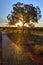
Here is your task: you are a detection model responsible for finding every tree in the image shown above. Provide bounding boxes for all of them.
[7,2,41,26]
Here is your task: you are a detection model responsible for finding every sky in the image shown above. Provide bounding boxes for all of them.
[0,0,43,25]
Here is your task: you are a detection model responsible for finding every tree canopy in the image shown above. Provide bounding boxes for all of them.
[7,2,41,25]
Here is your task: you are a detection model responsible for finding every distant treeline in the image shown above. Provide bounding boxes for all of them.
[0,27,43,31]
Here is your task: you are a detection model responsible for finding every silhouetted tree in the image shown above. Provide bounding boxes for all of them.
[7,2,41,26]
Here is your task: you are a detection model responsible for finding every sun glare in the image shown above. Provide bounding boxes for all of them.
[15,22,23,27]
[24,23,29,27]
[15,22,29,27]
[15,19,29,27]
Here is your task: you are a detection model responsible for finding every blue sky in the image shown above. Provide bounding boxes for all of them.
[0,0,43,23]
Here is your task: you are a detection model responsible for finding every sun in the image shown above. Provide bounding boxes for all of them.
[15,22,23,27]
[24,23,29,27]
[15,19,29,27]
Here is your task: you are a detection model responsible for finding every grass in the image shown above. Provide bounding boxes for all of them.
[7,29,43,54]
[2,29,43,64]
[7,30,30,43]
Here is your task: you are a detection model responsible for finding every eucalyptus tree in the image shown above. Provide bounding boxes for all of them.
[7,2,41,27]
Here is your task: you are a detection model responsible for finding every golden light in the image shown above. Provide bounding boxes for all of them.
[15,22,23,27]
[15,18,29,27]
[24,23,29,27]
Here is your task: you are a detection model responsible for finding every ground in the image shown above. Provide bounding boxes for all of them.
[6,29,43,65]
[0,28,43,65]
[0,32,2,65]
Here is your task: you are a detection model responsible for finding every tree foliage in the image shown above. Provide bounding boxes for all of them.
[7,2,41,25]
